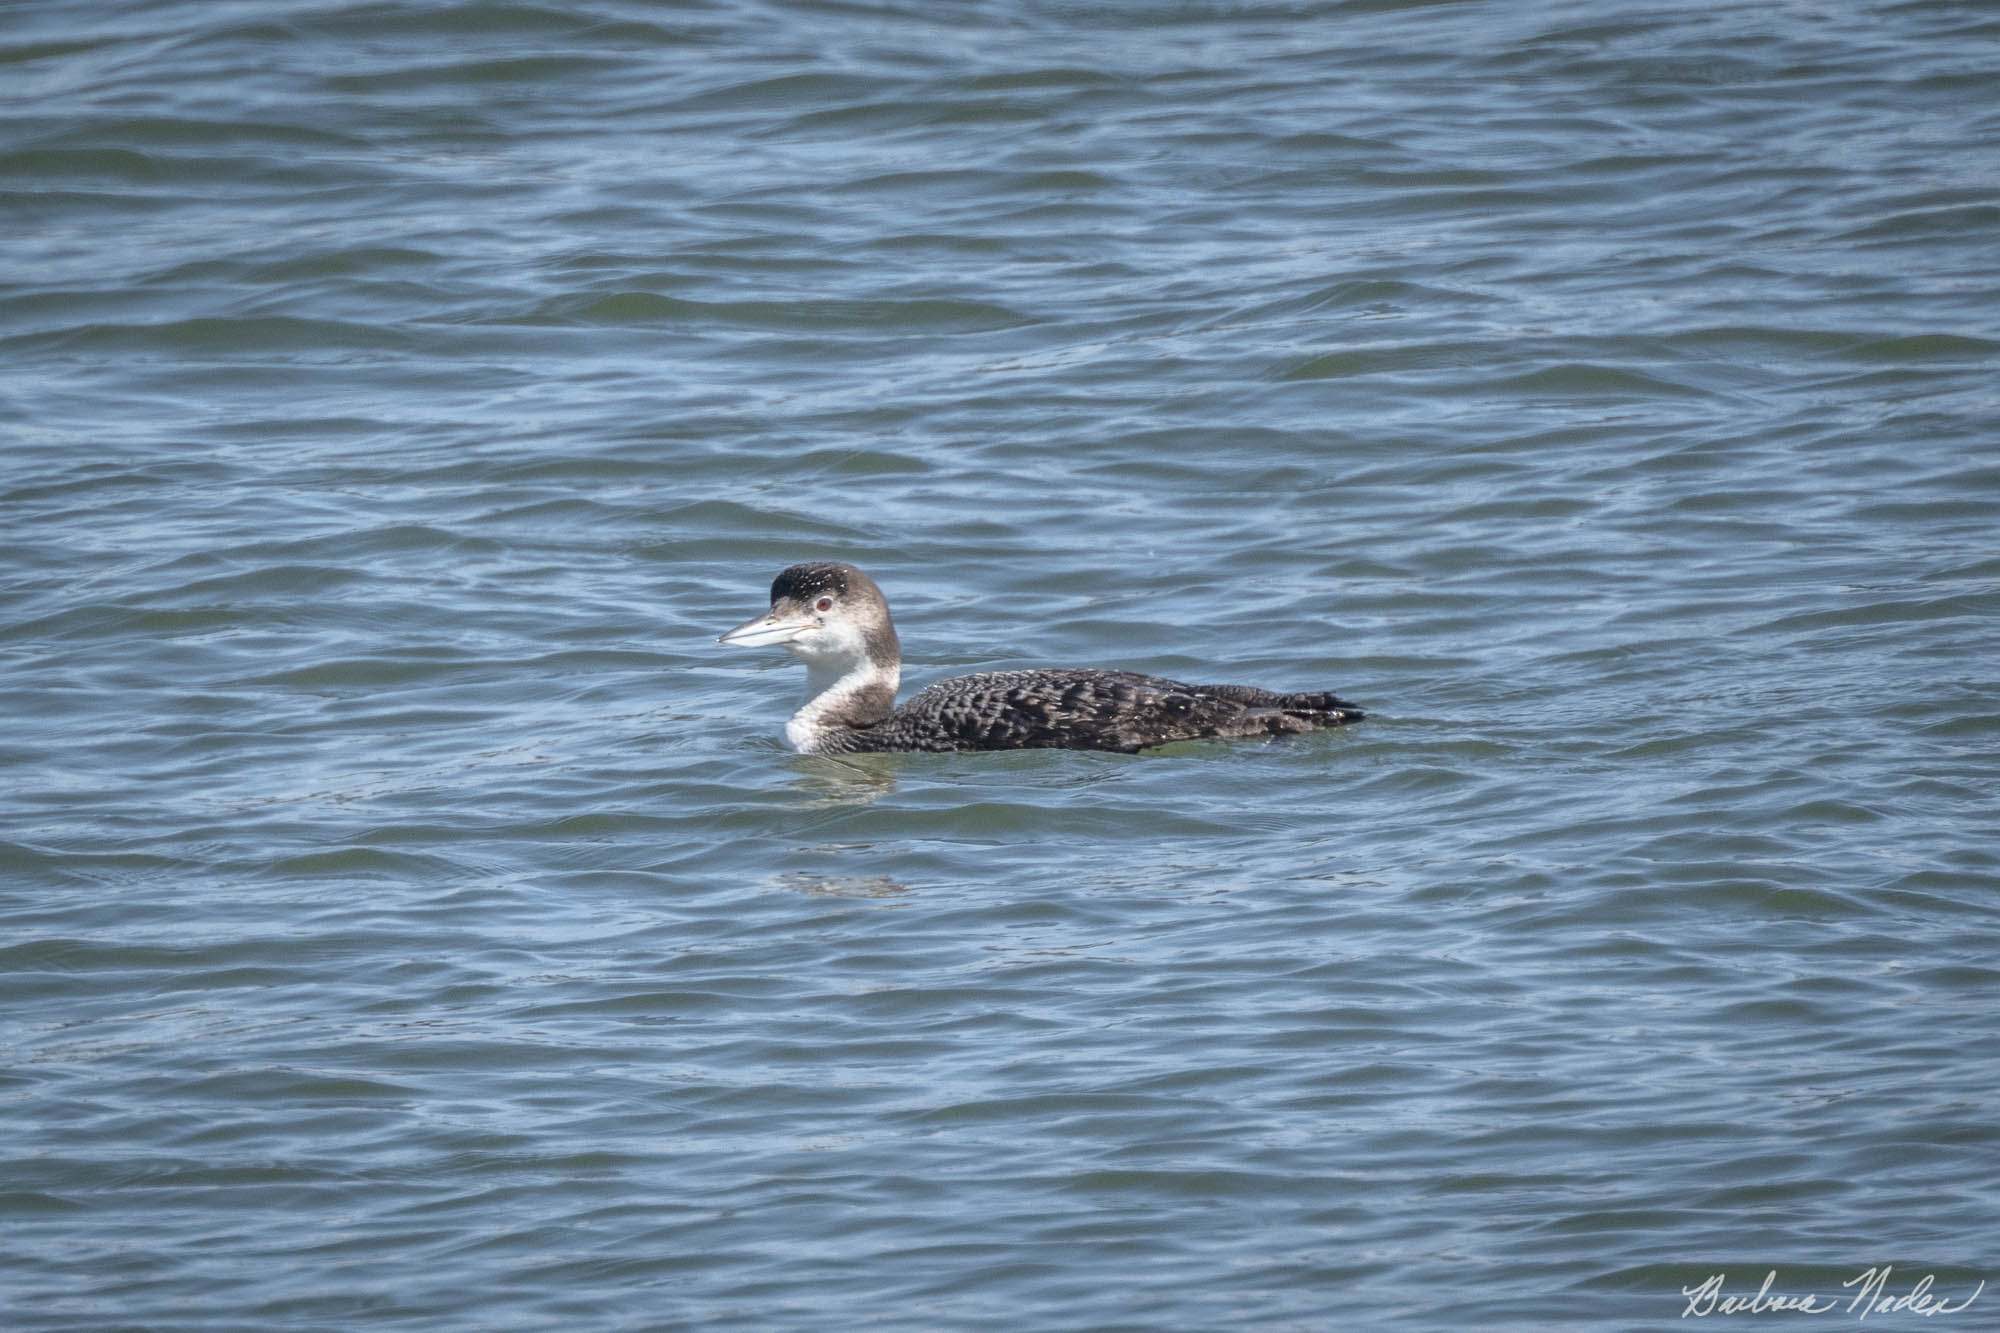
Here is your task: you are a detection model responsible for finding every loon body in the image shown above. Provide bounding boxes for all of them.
[718,562,1366,756]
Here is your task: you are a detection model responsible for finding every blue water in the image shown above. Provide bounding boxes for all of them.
[4,1,1999,1326]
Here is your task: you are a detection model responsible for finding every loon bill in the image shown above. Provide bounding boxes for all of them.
[717,561,1366,756]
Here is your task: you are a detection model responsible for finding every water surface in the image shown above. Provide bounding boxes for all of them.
[4,1,1998,1326]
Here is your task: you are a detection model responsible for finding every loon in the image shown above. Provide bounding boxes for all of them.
[717,562,1365,755]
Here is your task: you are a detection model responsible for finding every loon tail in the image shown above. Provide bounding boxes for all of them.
[1276,689,1366,725]
[1192,683,1366,730]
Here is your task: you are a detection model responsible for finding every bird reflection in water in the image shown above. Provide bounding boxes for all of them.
[793,752,899,807]
[770,872,911,899]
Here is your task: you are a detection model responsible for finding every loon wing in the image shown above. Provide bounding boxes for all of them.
[870,669,1361,754]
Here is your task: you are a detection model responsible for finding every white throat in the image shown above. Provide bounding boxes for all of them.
[784,657,899,754]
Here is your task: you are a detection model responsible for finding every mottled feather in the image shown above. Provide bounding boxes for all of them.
[819,669,1364,755]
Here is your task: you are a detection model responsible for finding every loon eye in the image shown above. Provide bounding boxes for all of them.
[815,597,834,612]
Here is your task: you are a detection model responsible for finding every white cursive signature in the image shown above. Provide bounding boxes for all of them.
[1681,1268,1985,1319]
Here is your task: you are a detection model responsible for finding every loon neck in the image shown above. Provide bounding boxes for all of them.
[786,657,900,754]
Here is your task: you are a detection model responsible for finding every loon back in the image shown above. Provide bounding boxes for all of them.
[827,669,1362,755]
[717,562,1366,755]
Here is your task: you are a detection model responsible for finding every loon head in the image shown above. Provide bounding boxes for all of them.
[717,561,901,679]
[719,562,902,750]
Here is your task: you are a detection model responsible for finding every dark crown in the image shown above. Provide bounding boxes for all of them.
[770,561,854,605]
